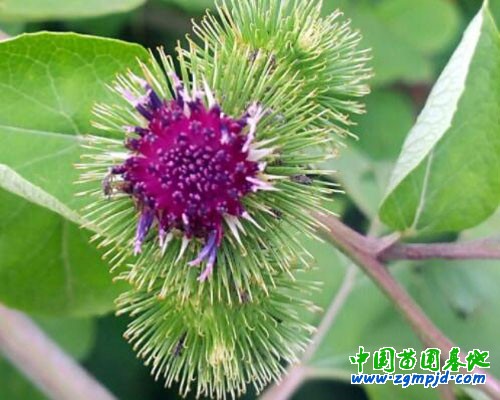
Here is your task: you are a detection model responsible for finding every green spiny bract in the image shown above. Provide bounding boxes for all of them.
[77,0,370,398]
[117,268,319,399]
[191,0,371,139]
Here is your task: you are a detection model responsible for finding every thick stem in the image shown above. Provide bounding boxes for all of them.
[260,365,308,400]
[0,304,116,400]
[439,384,458,400]
[315,213,500,400]
[381,239,500,261]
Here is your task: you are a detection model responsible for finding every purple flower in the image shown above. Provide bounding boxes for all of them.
[109,74,267,280]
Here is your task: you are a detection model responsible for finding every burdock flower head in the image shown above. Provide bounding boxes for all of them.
[77,0,370,398]
[109,72,269,281]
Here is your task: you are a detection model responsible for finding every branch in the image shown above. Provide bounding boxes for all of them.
[302,265,358,363]
[0,304,117,400]
[381,239,500,261]
[315,213,500,400]
[260,365,309,400]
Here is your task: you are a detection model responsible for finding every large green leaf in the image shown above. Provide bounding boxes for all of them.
[0,164,82,225]
[379,5,500,235]
[0,0,145,21]
[323,0,461,86]
[0,316,96,400]
[0,33,146,315]
[0,186,126,316]
[0,32,148,210]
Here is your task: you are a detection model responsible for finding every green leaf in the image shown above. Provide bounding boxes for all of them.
[64,13,133,39]
[0,33,144,316]
[353,89,415,161]
[462,209,500,240]
[343,4,433,86]
[365,383,441,400]
[379,5,500,235]
[301,236,350,324]
[0,32,149,211]
[0,21,25,35]
[377,0,460,54]
[327,147,393,218]
[34,316,97,359]
[0,164,82,225]
[159,0,214,13]
[324,0,461,86]
[0,0,145,22]
[0,187,125,316]
[0,317,96,400]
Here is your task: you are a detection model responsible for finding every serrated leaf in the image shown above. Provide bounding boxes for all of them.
[379,5,500,235]
[0,0,145,22]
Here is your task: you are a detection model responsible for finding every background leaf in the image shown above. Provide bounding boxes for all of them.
[158,0,214,13]
[376,0,460,54]
[379,6,500,235]
[352,89,415,161]
[0,187,126,316]
[0,32,149,211]
[329,148,393,219]
[0,0,145,21]
[0,32,146,316]
[323,0,461,86]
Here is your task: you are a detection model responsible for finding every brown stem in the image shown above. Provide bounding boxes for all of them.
[260,365,308,400]
[381,239,500,261]
[439,384,458,400]
[315,212,500,400]
[0,304,116,400]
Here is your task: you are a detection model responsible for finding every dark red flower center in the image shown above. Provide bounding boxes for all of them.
[109,78,263,280]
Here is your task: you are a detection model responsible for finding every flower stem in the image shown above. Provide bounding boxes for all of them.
[0,304,116,400]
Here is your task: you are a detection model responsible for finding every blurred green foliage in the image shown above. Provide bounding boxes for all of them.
[0,1,499,400]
